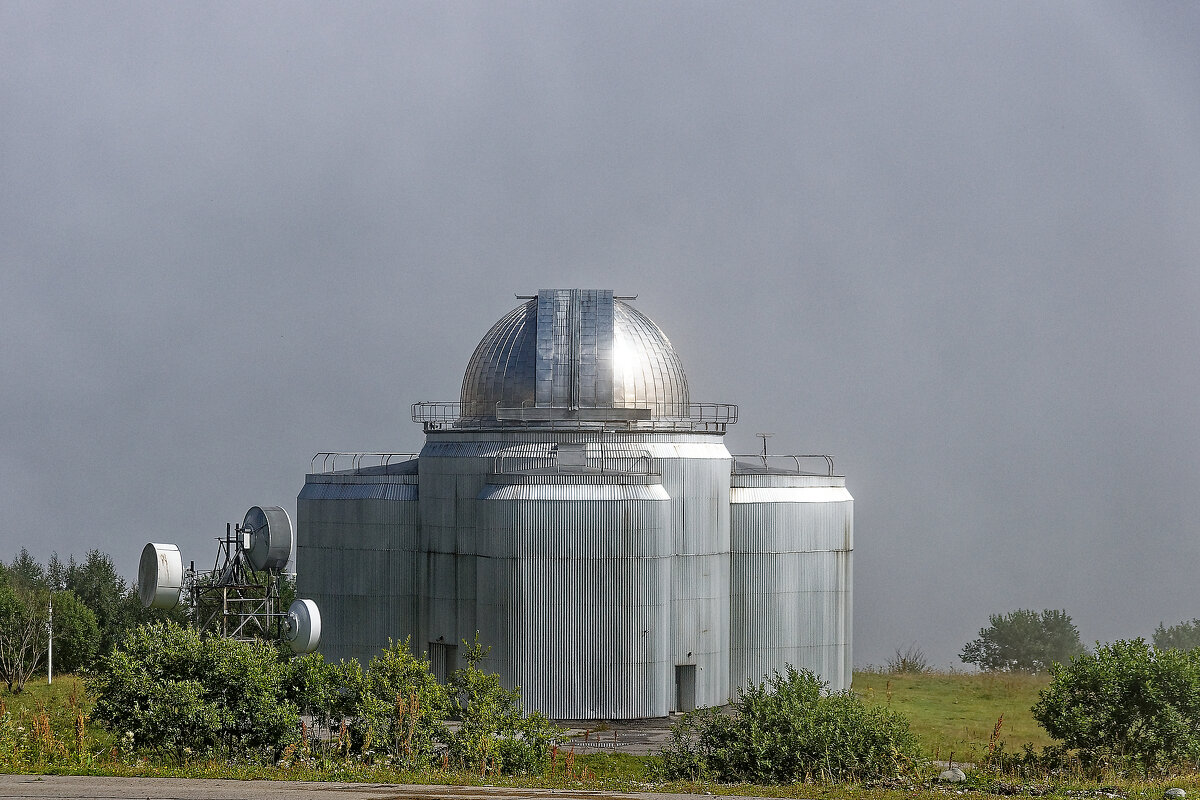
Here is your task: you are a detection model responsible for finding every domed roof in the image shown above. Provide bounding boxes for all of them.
[460,289,690,422]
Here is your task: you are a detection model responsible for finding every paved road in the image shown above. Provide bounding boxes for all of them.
[0,775,786,800]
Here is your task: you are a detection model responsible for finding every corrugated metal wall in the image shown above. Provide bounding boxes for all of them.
[417,439,558,670]
[729,472,853,692]
[571,440,732,709]
[296,468,420,664]
[663,445,732,710]
[299,432,852,717]
[418,431,732,714]
[477,477,671,718]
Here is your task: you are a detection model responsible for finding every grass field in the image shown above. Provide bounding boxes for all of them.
[852,669,1054,761]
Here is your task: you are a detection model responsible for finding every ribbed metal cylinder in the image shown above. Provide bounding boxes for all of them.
[417,439,559,661]
[566,441,732,709]
[729,472,854,692]
[296,465,420,664]
[478,476,671,719]
[660,447,732,710]
[420,430,732,715]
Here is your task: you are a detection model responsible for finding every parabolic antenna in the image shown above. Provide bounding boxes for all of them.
[243,505,293,572]
[138,542,183,609]
[285,598,321,654]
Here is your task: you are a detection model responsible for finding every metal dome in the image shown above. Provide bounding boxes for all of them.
[460,289,690,421]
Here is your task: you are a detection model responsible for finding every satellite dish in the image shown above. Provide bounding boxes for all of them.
[243,506,293,572]
[285,598,321,654]
[138,542,183,609]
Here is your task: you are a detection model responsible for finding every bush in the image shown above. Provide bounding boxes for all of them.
[658,666,919,783]
[961,609,1084,673]
[886,643,931,674]
[354,638,450,768]
[1032,638,1200,775]
[284,651,358,729]
[92,622,299,762]
[445,637,561,774]
[94,626,562,775]
[50,590,100,675]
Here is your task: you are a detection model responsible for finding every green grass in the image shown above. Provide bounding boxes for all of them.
[853,669,1053,760]
[1,676,88,716]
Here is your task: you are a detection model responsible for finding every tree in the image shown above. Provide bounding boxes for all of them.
[9,548,47,591]
[46,553,68,591]
[1153,619,1200,652]
[65,550,129,653]
[1033,638,1200,775]
[50,589,101,674]
[0,576,49,692]
[960,608,1084,672]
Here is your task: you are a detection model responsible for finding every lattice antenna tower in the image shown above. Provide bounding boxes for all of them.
[138,505,321,654]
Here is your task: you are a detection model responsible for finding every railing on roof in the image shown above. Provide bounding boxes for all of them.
[411,401,738,433]
[731,454,837,477]
[492,444,657,476]
[309,452,419,475]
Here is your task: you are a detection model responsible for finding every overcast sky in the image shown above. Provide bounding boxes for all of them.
[3,2,1199,669]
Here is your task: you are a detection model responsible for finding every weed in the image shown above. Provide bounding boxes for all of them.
[887,644,932,674]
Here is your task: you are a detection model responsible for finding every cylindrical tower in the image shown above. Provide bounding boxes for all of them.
[477,467,672,719]
[729,461,854,692]
[296,457,420,663]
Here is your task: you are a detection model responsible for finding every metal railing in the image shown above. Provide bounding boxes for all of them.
[731,454,837,477]
[309,452,420,474]
[411,401,738,432]
[491,445,656,476]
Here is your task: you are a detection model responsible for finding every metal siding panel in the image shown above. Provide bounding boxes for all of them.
[729,489,853,693]
[296,489,419,666]
[478,485,671,718]
[318,429,854,718]
[655,448,731,710]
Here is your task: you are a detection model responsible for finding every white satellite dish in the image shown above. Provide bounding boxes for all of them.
[285,598,321,654]
[138,542,183,609]
[243,506,293,572]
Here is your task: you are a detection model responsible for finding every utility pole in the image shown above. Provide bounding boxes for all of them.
[47,594,53,685]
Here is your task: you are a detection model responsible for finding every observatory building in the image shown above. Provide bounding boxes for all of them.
[297,289,852,719]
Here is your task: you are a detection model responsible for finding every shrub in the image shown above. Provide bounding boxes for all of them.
[1032,638,1200,775]
[284,651,357,729]
[658,666,919,783]
[50,590,100,675]
[92,621,299,762]
[354,638,450,767]
[445,637,561,774]
[961,609,1084,673]
[886,643,931,674]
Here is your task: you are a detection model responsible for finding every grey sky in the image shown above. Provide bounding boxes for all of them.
[2,2,1198,668]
